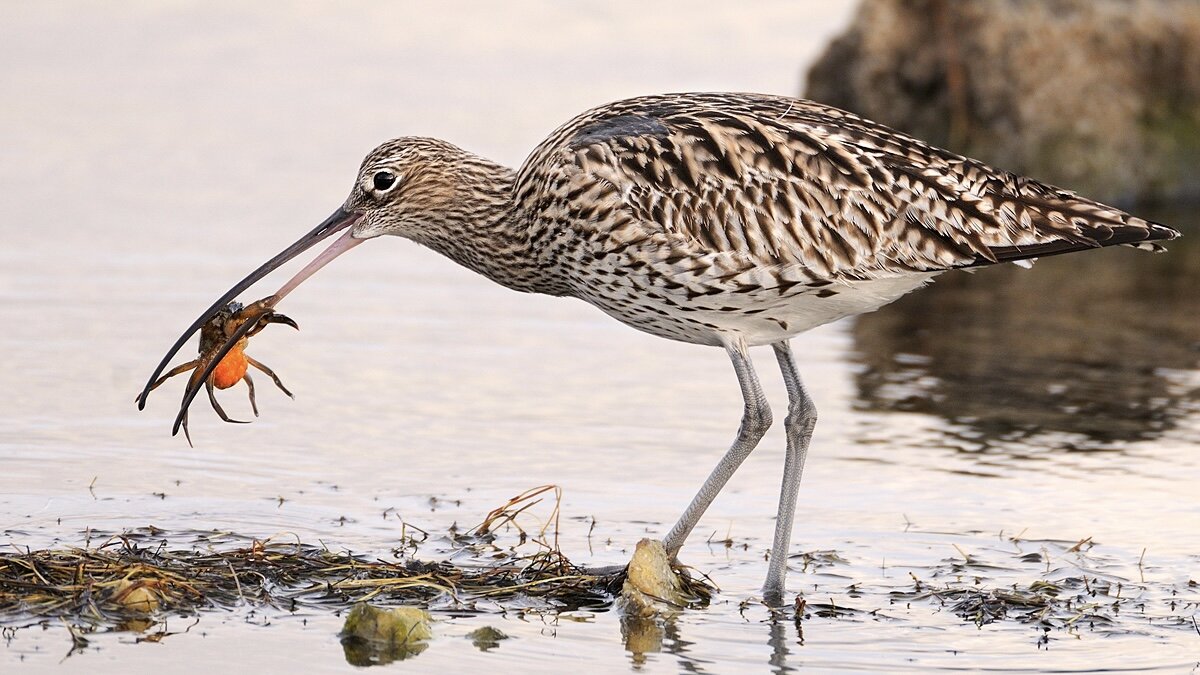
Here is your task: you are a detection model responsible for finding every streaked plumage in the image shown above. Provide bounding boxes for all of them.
[510,93,1174,345]
[142,92,1180,606]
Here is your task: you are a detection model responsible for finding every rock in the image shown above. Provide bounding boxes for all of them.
[805,0,1200,205]
[340,603,432,665]
[617,539,691,662]
[618,539,687,618]
[616,540,706,661]
[112,579,159,614]
[466,626,509,651]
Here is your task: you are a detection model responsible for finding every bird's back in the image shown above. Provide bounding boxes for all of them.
[512,93,1179,345]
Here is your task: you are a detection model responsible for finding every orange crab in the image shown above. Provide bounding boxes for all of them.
[142,298,297,443]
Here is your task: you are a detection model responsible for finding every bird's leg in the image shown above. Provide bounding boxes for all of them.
[247,356,294,398]
[663,337,772,560]
[762,341,817,606]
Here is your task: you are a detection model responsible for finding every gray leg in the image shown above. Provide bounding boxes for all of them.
[762,341,817,605]
[664,337,773,559]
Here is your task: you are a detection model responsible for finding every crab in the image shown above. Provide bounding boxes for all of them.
[142,298,298,443]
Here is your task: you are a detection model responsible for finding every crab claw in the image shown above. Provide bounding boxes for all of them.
[263,312,299,331]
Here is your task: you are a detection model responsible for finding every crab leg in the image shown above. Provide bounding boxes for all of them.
[243,372,259,417]
[180,409,192,447]
[247,356,294,398]
[141,360,201,396]
[206,378,249,424]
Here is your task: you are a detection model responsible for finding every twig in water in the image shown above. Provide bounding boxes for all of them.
[475,485,563,552]
[1067,537,1093,553]
[952,544,971,563]
[226,560,245,604]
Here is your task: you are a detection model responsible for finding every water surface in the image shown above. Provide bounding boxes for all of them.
[2,3,1198,672]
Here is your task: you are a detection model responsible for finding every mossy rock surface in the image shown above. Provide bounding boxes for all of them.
[340,603,433,665]
[805,0,1200,205]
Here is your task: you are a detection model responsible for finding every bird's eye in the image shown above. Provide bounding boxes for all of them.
[372,170,397,192]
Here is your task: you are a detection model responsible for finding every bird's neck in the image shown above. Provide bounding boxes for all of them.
[409,159,569,297]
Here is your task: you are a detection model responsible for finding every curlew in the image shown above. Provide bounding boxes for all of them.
[138,93,1179,605]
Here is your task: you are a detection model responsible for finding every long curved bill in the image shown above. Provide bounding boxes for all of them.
[136,207,365,435]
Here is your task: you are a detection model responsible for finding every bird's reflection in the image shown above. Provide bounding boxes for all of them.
[851,206,1199,453]
[767,615,803,674]
[620,606,805,673]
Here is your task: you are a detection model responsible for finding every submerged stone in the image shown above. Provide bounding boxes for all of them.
[340,603,432,665]
[466,625,509,651]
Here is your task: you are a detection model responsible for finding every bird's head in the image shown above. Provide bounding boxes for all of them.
[344,136,472,241]
[135,136,492,422]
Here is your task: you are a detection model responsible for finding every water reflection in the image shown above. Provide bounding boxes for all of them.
[851,206,1200,451]
[622,612,666,667]
[340,635,428,667]
[767,617,802,675]
[622,612,709,672]
[621,607,804,673]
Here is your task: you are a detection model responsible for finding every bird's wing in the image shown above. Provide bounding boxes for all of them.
[518,93,1177,281]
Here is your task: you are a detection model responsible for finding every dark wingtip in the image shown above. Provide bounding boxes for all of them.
[1151,222,1182,241]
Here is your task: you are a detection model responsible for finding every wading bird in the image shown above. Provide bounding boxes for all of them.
[138,93,1178,605]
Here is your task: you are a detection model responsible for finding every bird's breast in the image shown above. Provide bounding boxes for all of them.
[566,253,937,346]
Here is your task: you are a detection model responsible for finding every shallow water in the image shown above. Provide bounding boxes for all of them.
[2,3,1199,672]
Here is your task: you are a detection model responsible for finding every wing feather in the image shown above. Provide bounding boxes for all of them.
[517,93,1178,281]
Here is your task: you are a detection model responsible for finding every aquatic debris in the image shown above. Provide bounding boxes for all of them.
[886,539,1199,639]
[141,298,298,444]
[0,487,706,635]
[0,531,612,629]
[340,603,432,665]
[475,484,562,550]
[890,572,1147,630]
